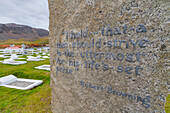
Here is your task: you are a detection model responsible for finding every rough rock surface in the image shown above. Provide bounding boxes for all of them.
[49,0,169,113]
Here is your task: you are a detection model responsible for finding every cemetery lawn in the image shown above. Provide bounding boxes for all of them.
[0,57,169,113]
[0,58,51,113]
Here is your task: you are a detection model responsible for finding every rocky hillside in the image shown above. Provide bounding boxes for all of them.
[0,23,49,41]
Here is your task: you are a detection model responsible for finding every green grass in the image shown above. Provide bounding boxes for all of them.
[0,58,51,113]
[0,57,169,113]
[166,95,170,113]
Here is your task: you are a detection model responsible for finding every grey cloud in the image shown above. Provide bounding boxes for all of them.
[0,0,49,30]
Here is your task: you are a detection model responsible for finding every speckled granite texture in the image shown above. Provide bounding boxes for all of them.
[49,0,169,112]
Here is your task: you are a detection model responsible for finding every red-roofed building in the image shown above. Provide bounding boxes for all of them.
[4,46,22,54]
[7,46,20,49]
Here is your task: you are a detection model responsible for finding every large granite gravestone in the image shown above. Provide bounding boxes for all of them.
[49,0,169,112]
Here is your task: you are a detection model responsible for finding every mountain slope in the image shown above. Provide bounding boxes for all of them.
[0,23,49,41]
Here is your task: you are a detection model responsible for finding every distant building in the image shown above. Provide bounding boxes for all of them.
[4,46,21,54]
[3,44,26,54]
[10,44,15,47]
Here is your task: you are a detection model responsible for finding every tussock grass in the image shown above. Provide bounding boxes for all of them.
[0,37,49,45]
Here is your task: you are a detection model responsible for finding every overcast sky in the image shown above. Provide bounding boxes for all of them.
[0,0,49,30]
